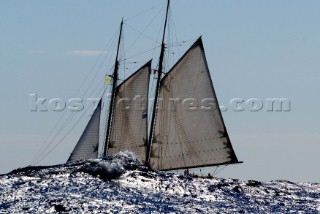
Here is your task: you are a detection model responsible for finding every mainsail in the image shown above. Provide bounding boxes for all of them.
[149,38,239,170]
[107,61,151,164]
[67,100,102,162]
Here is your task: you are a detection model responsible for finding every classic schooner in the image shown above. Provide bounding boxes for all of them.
[67,0,242,171]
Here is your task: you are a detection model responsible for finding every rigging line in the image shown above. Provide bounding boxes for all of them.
[166,43,186,47]
[122,46,160,61]
[166,44,190,50]
[124,2,163,21]
[124,61,146,64]
[34,106,97,165]
[166,18,173,73]
[32,102,99,165]
[80,37,118,101]
[32,113,75,164]
[166,38,199,46]
[32,79,106,164]
[212,166,219,176]
[169,6,181,57]
[31,57,112,165]
[35,37,116,161]
[149,15,166,72]
[125,5,164,53]
[125,23,160,45]
[34,84,108,165]
[32,82,107,165]
[151,4,168,67]
[104,40,119,76]
[31,32,118,165]
[73,30,118,98]
[30,108,68,164]
[40,25,118,163]
[215,165,227,175]
[101,26,122,75]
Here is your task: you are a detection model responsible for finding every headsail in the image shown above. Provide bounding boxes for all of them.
[107,61,151,164]
[67,100,102,162]
[149,38,239,170]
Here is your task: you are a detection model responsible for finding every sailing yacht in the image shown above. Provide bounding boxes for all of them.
[67,0,242,171]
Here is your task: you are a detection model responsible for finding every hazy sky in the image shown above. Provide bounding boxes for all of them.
[1,0,319,182]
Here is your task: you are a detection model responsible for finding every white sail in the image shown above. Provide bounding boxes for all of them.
[150,38,239,170]
[107,61,151,164]
[67,100,101,162]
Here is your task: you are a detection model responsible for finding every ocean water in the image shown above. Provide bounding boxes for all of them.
[1,152,319,213]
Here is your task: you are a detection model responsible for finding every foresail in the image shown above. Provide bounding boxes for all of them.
[67,100,101,162]
[150,38,239,170]
[107,61,151,164]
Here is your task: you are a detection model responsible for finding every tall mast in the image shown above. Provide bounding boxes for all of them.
[146,0,170,166]
[104,18,124,156]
